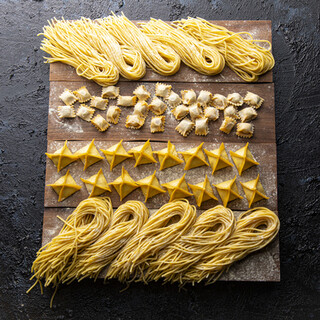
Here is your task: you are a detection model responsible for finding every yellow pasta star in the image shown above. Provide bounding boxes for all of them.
[162,173,193,202]
[188,175,218,207]
[110,167,138,201]
[204,142,233,174]
[155,140,183,171]
[240,174,269,208]
[46,140,78,172]
[81,169,111,198]
[136,170,166,202]
[179,142,209,170]
[128,139,157,167]
[100,140,133,171]
[74,139,104,170]
[214,175,243,207]
[229,142,259,175]
[47,169,81,202]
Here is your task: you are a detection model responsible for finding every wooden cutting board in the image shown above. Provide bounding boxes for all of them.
[42,20,280,282]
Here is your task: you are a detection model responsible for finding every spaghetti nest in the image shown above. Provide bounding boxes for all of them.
[106,199,197,283]
[183,207,280,284]
[144,205,235,284]
[174,17,275,82]
[140,19,225,76]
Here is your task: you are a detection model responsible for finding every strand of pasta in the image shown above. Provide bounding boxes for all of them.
[140,19,225,75]
[39,18,119,86]
[183,207,280,284]
[106,199,197,283]
[64,201,149,283]
[173,17,275,82]
[144,205,235,283]
[99,13,181,76]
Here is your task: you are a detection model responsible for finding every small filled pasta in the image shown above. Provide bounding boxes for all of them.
[244,92,264,109]
[195,117,209,136]
[148,97,167,115]
[133,85,150,101]
[59,89,77,105]
[197,90,212,107]
[155,82,172,98]
[57,105,76,119]
[181,89,197,105]
[101,86,120,99]
[224,106,239,119]
[172,104,189,120]
[204,106,219,121]
[238,107,258,122]
[133,101,149,118]
[91,114,110,132]
[150,116,165,133]
[166,91,182,108]
[125,114,145,129]
[117,95,137,107]
[106,105,121,124]
[211,93,227,110]
[227,93,243,106]
[73,86,91,103]
[236,123,254,138]
[189,102,203,121]
[175,118,195,137]
[219,116,237,134]
[90,96,108,110]
[76,104,95,122]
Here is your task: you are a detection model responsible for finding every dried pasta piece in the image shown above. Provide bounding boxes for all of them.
[125,114,145,129]
[102,86,120,99]
[57,105,76,119]
[204,142,233,174]
[76,104,95,122]
[59,89,77,105]
[154,140,183,170]
[150,116,165,133]
[214,175,243,207]
[181,89,197,105]
[90,96,108,110]
[81,168,111,197]
[106,106,121,124]
[175,118,195,137]
[117,95,137,107]
[73,86,91,103]
[128,140,157,167]
[148,96,167,115]
[236,123,254,138]
[133,85,150,101]
[224,106,239,119]
[238,107,257,122]
[162,173,193,202]
[179,142,209,170]
[189,102,203,121]
[133,101,149,118]
[204,106,219,121]
[227,93,243,106]
[211,94,227,110]
[166,91,182,108]
[155,83,172,98]
[74,139,104,170]
[219,116,237,134]
[197,90,212,107]
[91,114,110,132]
[171,104,189,120]
[244,91,264,109]
[47,169,81,202]
[195,117,209,136]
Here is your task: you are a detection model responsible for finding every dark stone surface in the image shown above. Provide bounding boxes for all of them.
[0,0,319,319]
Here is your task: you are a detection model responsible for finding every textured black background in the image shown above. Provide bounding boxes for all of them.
[0,1,319,319]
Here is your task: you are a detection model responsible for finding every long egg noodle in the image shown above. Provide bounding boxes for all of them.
[106,199,197,283]
[27,197,113,307]
[183,207,280,284]
[65,201,149,283]
[173,17,275,81]
[140,19,225,75]
[99,13,181,76]
[144,205,235,284]
[39,18,119,86]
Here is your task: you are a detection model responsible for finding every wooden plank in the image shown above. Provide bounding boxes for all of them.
[48,80,275,142]
[49,20,273,83]
[44,141,277,211]
[42,207,279,282]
